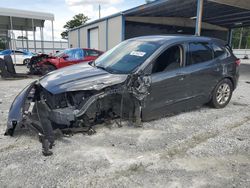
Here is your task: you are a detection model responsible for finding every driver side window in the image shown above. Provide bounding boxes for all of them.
[152,45,183,74]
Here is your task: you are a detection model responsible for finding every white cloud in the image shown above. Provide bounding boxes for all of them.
[66,0,122,21]
[65,0,123,6]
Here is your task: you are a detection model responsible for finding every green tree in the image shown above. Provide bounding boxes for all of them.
[61,13,89,39]
[232,27,250,49]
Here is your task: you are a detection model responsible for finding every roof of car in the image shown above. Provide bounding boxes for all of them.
[67,48,103,52]
[129,35,226,45]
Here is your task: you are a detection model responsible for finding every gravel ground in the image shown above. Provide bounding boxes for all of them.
[0,62,250,188]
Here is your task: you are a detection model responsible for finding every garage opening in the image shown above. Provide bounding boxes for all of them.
[124,20,228,41]
[89,27,99,50]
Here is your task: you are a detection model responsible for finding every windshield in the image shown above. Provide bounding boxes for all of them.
[95,40,160,74]
[54,50,65,57]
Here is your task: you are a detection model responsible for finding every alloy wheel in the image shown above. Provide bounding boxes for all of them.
[216,83,231,105]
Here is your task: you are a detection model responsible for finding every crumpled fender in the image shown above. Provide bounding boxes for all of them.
[5,81,36,136]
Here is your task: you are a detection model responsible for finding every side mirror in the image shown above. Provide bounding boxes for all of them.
[62,54,69,59]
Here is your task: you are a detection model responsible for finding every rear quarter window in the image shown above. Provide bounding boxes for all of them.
[212,44,226,58]
[86,50,100,57]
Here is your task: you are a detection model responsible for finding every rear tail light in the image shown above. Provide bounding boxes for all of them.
[235,59,241,66]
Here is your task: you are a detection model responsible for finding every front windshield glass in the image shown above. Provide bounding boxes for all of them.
[95,40,160,74]
[54,50,65,57]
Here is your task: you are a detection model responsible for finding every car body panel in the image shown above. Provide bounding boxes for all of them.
[0,50,34,65]
[5,35,239,155]
[39,63,128,94]
[39,48,103,69]
[6,81,36,132]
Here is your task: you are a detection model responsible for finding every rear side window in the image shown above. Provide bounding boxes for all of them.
[212,44,225,58]
[13,51,24,55]
[187,42,213,65]
[86,50,100,57]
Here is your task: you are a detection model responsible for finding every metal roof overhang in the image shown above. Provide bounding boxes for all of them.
[0,7,54,31]
[124,0,250,29]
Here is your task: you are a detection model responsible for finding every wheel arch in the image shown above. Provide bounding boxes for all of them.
[222,76,235,90]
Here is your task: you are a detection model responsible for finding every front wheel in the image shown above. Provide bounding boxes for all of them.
[209,79,233,108]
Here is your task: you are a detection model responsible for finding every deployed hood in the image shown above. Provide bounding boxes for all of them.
[39,63,128,94]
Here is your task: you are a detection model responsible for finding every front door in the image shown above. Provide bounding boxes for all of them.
[142,44,191,120]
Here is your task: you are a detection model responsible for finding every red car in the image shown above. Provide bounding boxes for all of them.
[37,48,103,74]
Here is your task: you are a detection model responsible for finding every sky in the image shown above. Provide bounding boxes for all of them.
[0,0,146,41]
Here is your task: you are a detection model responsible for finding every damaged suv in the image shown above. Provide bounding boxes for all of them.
[5,35,239,155]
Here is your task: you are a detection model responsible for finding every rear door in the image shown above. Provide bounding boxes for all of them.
[185,41,222,103]
[11,50,24,64]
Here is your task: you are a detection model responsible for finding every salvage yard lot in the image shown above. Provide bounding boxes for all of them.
[0,62,250,187]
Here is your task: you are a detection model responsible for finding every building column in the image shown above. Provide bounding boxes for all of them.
[32,19,37,52]
[25,30,29,51]
[227,29,233,47]
[40,27,44,53]
[51,20,55,53]
[21,30,24,50]
[195,0,204,36]
[10,16,16,65]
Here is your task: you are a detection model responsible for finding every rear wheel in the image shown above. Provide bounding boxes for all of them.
[209,79,233,108]
[23,59,30,65]
[41,64,56,75]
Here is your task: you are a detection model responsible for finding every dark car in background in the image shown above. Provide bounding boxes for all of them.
[30,48,103,74]
[5,35,239,155]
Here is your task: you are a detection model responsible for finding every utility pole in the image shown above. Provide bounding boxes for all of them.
[99,4,101,19]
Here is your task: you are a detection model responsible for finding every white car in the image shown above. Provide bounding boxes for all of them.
[0,49,35,65]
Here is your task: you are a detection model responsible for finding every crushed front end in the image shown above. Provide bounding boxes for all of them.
[5,73,151,156]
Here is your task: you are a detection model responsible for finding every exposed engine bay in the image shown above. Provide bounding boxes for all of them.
[5,70,151,156]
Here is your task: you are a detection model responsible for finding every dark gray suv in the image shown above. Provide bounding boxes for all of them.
[5,35,239,155]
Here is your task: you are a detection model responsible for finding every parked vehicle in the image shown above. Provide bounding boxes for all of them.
[5,35,240,155]
[27,53,50,75]
[33,48,103,75]
[0,49,35,65]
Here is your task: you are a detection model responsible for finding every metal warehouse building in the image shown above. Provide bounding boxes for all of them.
[68,0,250,51]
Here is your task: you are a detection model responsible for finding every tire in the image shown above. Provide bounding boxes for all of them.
[41,64,56,75]
[209,78,233,108]
[23,59,30,65]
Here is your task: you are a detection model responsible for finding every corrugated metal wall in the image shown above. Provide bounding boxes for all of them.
[68,30,78,48]
[68,15,123,52]
[107,16,123,50]
[79,20,106,50]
